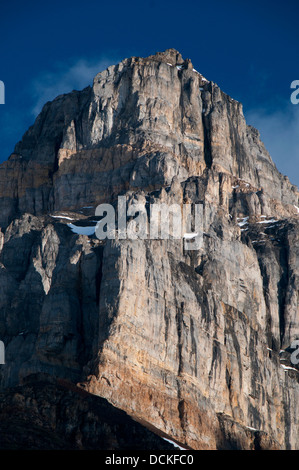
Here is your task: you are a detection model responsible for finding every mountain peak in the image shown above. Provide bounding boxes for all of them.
[0,48,299,450]
[146,48,185,66]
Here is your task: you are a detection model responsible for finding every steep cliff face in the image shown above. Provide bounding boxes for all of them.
[0,49,298,450]
[0,48,297,227]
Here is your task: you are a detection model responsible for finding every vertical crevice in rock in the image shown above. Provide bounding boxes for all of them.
[95,262,103,307]
[175,301,184,376]
[175,301,188,440]
[278,244,290,346]
[283,390,291,450]
[209,339,221,382]
[178,398,188,440]
[190,317,198,377]
[224,306,243,390]
[219,172,226,207]
[256,255,277,350]
[76,252,85,366]
[202,115,212,169]
[163,292,170,346]
[253,431,262,450]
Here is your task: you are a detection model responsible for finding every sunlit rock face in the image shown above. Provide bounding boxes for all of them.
[0,49,298,450]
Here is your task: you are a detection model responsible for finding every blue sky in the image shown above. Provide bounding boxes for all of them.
[0,0,298,186]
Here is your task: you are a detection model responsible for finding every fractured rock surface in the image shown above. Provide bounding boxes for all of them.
[0,48,298,449]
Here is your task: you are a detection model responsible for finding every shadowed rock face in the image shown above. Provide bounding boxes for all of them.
[0,374,177,450]
[0,49,298,450]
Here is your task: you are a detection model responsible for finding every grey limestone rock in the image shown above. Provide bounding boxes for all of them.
[0,49,298,450]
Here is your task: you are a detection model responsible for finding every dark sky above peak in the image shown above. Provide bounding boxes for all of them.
[0,0,298,185]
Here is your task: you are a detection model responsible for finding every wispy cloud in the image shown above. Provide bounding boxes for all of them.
[31,56,119,116]
[245,104,299,188]
[0,56,120,162]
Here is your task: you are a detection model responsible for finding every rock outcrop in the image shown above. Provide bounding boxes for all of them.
[0,48,298,450]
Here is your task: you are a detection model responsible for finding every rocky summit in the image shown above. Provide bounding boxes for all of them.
[0,48,298,450]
